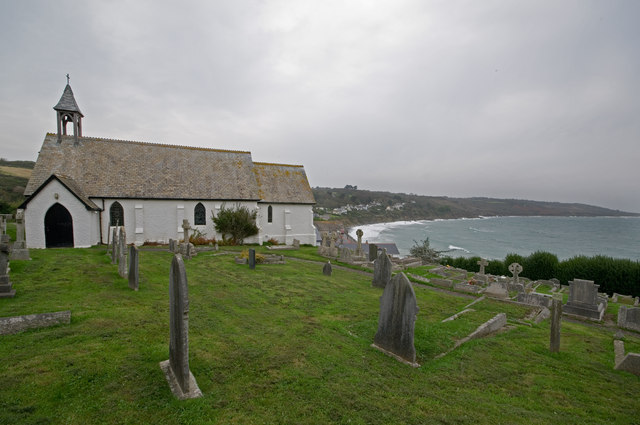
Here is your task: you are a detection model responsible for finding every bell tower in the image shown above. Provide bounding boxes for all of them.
[54,74,84,144]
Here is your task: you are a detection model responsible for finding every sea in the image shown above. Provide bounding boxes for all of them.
[349,216,640,261]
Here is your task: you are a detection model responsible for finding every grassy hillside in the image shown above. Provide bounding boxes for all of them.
[1,246,638,424]
[313,187,639,225]
[0,160,34,213]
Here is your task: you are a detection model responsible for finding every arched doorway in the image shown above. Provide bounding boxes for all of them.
[45,203,74,248]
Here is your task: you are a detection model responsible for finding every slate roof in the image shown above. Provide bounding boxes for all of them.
[53,84,84,116]
[252,162,315,204]
[25,134,314,204]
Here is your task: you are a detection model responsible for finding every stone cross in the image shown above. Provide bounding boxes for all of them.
[160,254,202,399]
[373,273,419,366]
[182,219,191,244]
[329,232,337,249]
[372,249,392,288]
[508,263,523,283]
[355,229,364,256]
[128,245,139,291]
[550,293,562,353]
[477,258,488,275]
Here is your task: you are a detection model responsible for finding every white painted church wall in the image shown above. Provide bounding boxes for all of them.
[24,179,100,248]
[100,199,261,245]
[257,204,315,245]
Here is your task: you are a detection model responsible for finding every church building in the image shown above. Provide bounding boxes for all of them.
[21,83,316,248]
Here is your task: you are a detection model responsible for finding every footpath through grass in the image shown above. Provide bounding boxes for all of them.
[1,246,639,424]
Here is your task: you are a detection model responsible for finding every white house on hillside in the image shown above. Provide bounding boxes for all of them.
[21,83,316,248]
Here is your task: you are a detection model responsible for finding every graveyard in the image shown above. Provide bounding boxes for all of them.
[1,244,639,424]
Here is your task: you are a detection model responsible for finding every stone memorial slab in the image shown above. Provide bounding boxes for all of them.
[614,340,640,377]
[292,239,300,249]
[128,245,139,291]
[372,249,392,288]
[169,239,176,252]
[484,282,509,299]
[373,273,419,366]
[563,279,605,321]
[160,254,202,400]
[111,227,118,264]
[430,278,453,288]
[0,311,71,335]
[516,292,552,308]
[618,306,640,333]
[339,247,352,263]
[322,261,332,276]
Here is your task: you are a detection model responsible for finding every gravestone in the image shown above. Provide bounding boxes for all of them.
[322,261,332,276]
[355,229,364,257]
[128,245,139,291]
[0,236,15,298]
[516,292,552,308]
[318,231,328,256]
[169,239,176,252]
[550,293,562,353]
[508,263,522,283]
[372,249,392,288]
[369,243,378,262]
[618,306,640,332]
[563,279,605,321]
[118,229,127,278]
[159,254,202,399]
[111,227,118,264]
[485,282,508,299]
[373,273,419,366]
[329,232,339,257]
[0,214,12,235]
[292,239,300,249]
[248,249,256,270]
[477,258,488,275]
[339,247,352,263]
[10,210,30,260]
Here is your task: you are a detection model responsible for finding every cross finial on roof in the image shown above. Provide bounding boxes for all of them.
[66,74,70,85]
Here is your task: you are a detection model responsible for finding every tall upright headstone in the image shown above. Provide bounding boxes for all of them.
[10,210,30,260]
[550,293,562,353]
[368,243,378,262]
[372,249,392,288]
[0,235,15,298]
[563,279,605,321]
[372,273,419,366]
[111,227,118,265]
[159,254,202,399]
[329,232,339,257]
[128,245,139,291]
[248,248,256,270]
[118,228,127,278]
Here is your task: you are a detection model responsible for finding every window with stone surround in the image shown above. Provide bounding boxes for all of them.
[109,201,124,226]
[267,205,273,223]
[194,202,206,225]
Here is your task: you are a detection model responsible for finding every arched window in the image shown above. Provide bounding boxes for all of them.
[267,205,273,223]
[194,202,206,225]
[109,201,124,226]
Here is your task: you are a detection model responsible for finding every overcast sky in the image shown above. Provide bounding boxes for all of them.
[1,1,639,212]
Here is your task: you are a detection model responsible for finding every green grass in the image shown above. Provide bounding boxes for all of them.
[1,247,639,424]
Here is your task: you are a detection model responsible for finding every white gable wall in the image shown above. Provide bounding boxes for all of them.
[257,203,315,245]
[24,179,100,248]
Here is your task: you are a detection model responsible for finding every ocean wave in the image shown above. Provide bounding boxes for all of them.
[348,220,427,241]
[448,245,470,253]
[469,227,494,233]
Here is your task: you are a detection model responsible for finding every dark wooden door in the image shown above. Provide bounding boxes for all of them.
[45,203,74,248]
